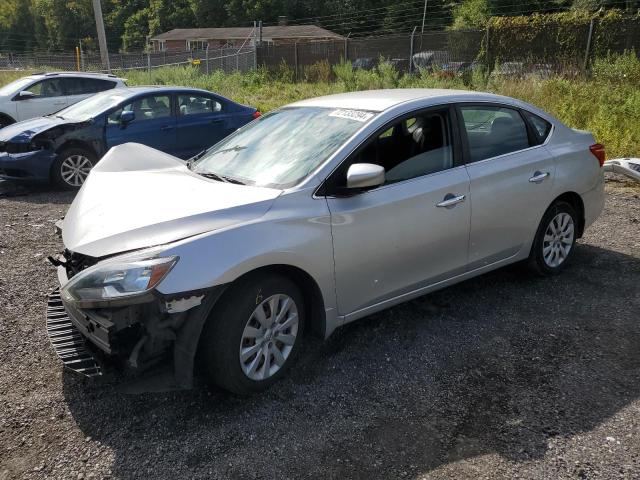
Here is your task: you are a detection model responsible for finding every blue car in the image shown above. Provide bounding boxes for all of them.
[0,86,259,189]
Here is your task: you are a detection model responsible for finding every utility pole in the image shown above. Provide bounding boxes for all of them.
[91,0,110,72]
[421,0,428,34]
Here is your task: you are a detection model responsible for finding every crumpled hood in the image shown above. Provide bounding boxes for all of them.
[0,116,69,143]
[63,143,282,257]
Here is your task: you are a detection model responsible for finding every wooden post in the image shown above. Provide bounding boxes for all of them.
[91,0,110,72]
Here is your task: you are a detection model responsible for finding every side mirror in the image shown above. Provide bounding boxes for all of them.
[15,90,36,101]
[119,110,135,127]
[346,163,385,189]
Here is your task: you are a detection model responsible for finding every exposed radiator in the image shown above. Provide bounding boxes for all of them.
[46,289,102,377]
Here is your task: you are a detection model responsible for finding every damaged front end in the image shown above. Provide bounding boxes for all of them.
[0,139,56,181]
[47,248,223,390]
[0,118,98,181]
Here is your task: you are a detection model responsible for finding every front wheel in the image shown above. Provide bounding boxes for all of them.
[201,274,305,395]
[529,200,578,275]
[51,148,96,190]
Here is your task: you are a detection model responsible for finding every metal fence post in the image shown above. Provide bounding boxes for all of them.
[485,24,491,71]
[294,42,299,81]
[206,45,209,74]
[344,36,348,61]
[583,18,595,75]
[409,26,417,74]
[147,52,151,81]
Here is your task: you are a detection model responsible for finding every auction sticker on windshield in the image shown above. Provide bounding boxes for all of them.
[328,109,375,122]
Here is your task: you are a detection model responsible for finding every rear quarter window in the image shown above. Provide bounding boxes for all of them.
[82,78,117,93]
[523,110,552,144]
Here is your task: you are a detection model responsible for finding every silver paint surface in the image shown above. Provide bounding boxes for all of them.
[61,90,605,338]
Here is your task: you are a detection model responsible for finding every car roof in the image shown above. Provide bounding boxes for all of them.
[117,85,222,95]
[289,88,513,112]
[27,71,125,80]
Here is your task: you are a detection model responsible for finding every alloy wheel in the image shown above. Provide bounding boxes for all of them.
[60,154,93,187]
[239,294,299,381]
[542,212,574,268]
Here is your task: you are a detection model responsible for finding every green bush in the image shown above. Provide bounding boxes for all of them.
[592,50,640,84]
[273,60,295,83]
[484,9,640,69]
[376,58,400,88]
[304,60,332,83]
[333,60,357,90]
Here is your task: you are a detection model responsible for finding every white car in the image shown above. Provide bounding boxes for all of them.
[0,72,126,129]
[47,89,605,394]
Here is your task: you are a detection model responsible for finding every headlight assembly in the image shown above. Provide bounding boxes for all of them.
[61,255,178,307]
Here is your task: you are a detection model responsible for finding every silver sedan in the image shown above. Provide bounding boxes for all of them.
[49,89,605,394]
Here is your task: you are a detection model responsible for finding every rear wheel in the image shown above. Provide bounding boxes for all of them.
[201,273,305,395]
[529,201,578,275]
[51,147,96,190]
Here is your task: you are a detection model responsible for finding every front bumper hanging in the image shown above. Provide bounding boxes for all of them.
[46,289,102,377]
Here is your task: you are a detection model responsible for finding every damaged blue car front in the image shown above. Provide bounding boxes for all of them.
[0,117,73,181]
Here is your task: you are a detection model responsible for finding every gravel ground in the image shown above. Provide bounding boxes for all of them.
[0,176,639,480]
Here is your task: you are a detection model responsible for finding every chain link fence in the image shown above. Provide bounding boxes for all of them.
[256,19,640,79]
[0,47,255,75]
[1,18,639,79]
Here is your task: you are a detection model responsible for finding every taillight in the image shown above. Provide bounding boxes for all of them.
[252,110,261,119]
[589,143,606,167]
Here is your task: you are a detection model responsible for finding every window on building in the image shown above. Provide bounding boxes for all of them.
[187,40,208,51]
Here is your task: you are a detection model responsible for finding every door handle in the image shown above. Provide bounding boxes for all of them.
[436,194,466,208]
[53,101,66,105]
[529,171,550,183]
[210,119,223,124]
[160,125,174,131]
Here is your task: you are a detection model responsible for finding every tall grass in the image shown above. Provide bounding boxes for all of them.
[0,70,34,87]
[2,53,638,157]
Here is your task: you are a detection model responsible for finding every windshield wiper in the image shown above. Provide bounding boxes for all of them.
[220,175,246,185]
[198,171,246,185]
[198,172,227,182]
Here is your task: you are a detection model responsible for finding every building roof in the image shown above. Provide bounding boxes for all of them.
[151,25,343,42]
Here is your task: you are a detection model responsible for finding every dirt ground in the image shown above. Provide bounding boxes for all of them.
[0,176,639,480]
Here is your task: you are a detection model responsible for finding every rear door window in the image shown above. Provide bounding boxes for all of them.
[459,105,530,162]
[63,77,117,96]
[178,94,223,116]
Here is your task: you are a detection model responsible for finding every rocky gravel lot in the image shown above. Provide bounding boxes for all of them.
[0,176,639,480]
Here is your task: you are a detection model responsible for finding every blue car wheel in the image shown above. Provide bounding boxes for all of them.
[51,147,96,190]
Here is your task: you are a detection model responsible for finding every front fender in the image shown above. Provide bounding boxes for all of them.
[156,189,338,330]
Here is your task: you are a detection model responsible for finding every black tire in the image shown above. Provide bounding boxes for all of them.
[528,200,578,275]
[51,147,96,190]
[200,273,306,395]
